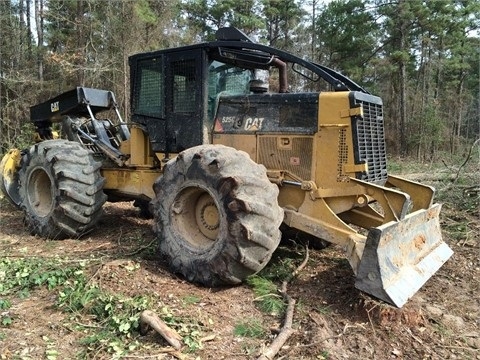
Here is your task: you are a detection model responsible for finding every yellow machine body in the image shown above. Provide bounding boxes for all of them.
[210,91,452,307]
[0,28,453,307]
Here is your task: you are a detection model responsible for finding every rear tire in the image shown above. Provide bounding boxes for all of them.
[152,145,283,286]
[19,140,106,239]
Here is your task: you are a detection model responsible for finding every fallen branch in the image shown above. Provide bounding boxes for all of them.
[122,238,156,257]
[258,297,296,360]
[124,348,186,360]
[283,321,361,358]
[139,310,183,350]
[452,138,480,185]
[257,246,309,360]
[463,185,479,198]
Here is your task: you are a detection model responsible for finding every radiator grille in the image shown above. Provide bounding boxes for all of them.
[258,137,313,180]
[337,128,349,182]
[352,98,388,183]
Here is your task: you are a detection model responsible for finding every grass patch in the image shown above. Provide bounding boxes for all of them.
[318,350,330,359]
[246,246,307,316]
[234,318,266,338]
[181,294,201,306]
[314,304,333,315]
[247,275,285,316]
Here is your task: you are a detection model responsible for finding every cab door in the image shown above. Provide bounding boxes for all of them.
[165,49,206,153]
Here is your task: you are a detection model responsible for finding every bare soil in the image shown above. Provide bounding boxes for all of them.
[0,195,478,359]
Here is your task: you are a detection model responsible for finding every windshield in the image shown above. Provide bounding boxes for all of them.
[207,61,253,120]
[208,61,253,96]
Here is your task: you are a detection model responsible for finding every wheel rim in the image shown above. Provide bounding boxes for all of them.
[195,193,220,240]
[26,167,54,217]
[172,187,220,249]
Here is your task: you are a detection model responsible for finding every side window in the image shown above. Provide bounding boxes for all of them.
[134,57,163,118]
[207,61,252,120]
[172,59,196,113]
[208,61,252,98]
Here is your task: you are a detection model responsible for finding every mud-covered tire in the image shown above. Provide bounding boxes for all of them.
[151,145,283,286]
[19,140,107,239]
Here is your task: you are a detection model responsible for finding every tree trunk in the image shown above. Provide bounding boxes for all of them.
[311,0,317,60]
[398,0,408,156]
[122,1,129,120]
[19,0,25,57]
[76,0,85,85]
[34,0,44,82]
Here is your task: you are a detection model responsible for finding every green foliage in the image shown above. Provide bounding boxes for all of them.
[318,350,330,359]
[443,220,469,242]
[0,257,84,328]
[258,248,301,282]
[43,336,59,360]
[156,305,203,352]
[0,299,11,310]
[234,318,266,338]
[181,0,264,39]
[134,0,158,25]
[0,299,11,326]
[386,159,402,174]
[437,182,479,216]
[314,304,332,315]
[182,294,201,306]
[315,0,380,83]
[245,247,306,316]
[0,256,203,355]
[408,104,445,157]
[261,0,306,49]
[0,257,85,296]
[58,276,203,355]
[247,275,285,316]
[57,277,149,356]
[1,316,12,326]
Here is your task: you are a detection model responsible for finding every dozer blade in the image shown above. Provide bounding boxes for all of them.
[0,149,23,207]
[355,204,453,307]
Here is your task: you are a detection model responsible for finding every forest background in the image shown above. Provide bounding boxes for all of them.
[1,0,479,160]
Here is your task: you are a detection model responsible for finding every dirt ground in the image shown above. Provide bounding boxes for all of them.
[0,186,479,359]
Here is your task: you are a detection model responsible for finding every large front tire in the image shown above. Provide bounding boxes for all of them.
[19,140,106,239]
[152,145,283,286]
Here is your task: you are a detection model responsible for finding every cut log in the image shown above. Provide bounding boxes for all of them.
[139,310,183,350]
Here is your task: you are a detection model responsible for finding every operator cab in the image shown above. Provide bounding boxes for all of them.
[128,27,368,154]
